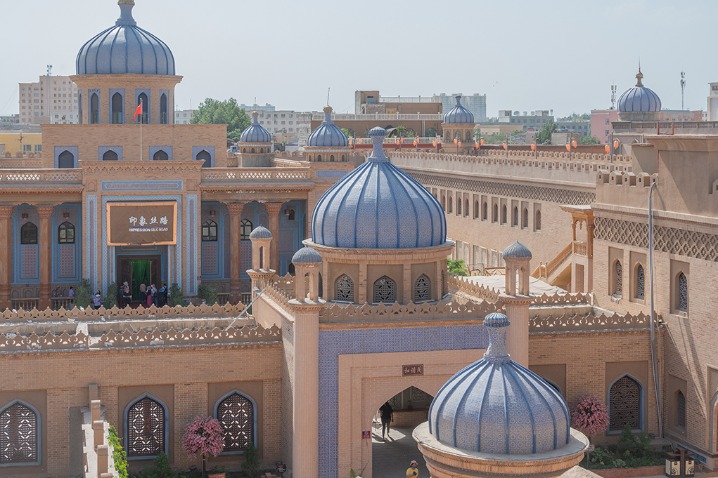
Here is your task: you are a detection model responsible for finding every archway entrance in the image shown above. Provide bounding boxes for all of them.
[117,255,161,305]
[372,387,432,478]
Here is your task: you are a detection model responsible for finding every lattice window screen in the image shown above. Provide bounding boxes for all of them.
[635,264,645,300]
[373,276,396,303]
[335,274,354,302]
[216,393,254,452]
[126,398,165,457]
[0,403,37,464]
[609,376,641,431]
[414,275,430,302]
[613,261,623,297]
[678,272,688,312]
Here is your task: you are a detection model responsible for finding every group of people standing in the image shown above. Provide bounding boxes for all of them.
[120,281,169,307]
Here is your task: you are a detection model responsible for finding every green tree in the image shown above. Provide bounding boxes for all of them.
[425,127,438,138]
[394,125,416,137]
[447,259,469,276]
[75,279,92,308]
[190,98,251,143]
[340,127,354,139]
[580,135,601,145]
[536,118,556,144]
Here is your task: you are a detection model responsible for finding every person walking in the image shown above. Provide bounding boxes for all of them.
[406,460,419,477]
[379,401,393,441]
[92,291,102,309]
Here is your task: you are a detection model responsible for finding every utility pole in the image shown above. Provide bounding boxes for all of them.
[680,71,686,110]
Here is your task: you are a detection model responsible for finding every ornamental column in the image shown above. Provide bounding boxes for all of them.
[0,205,14,310]
[38,204,55,310]
[227,202,244,302]
[265,202,283,273]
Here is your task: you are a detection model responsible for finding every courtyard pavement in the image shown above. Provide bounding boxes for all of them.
[371,425,427,478]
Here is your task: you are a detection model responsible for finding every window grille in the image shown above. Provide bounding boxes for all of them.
[240,219,253,240]
[216,393,254,452]
[613,261,623,297]
[609,376,641,431]
[126,397,165,457]
[414,274,430,302]
[676,391,686,429]
[335,274,354,302]
[373,276,396,303]
[0,402,38,464]
[58,221,75,244]
[677,272,688,312]
[635,264,645,300]
[202,220,218,242]
[20,222,38,245]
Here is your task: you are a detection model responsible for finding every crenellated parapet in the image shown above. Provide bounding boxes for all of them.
[595,169,657,207]
[318,299,503,324]
[448,275,501,303]
[530,311,661,334]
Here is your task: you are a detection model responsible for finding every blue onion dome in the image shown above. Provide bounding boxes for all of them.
[76,0,175,75]
[307,106,349,147]
[428,312,570,454]
[443,95,475,124]
[240,111,272,143]
[291,246,322,264]
[502,241,532,260]
[312,127,446,249]
[249,225,272,240]
[618,68,661,113]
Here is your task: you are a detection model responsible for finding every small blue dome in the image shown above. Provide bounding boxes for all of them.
[249,226,272,240]
[291,246,322,264]
[312,127,446,249]
[618,69,661,113]
[307,106,348,147]
[76,1,175,75]
[429,312,570,454]
[502,242,532,260]
[240,111,271,143]
[443,95,474,124]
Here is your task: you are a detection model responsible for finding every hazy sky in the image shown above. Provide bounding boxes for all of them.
[1,0,716,117]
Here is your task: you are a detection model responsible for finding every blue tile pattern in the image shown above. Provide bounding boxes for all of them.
[428,315,570,455]
[291,246,321,264]
[618,70,661,113]
[249,225,272,240]
[318,325,488,478]
[443,95,475,124]
[312,127,446,249]
[76,1,175,75]
[307,106,348,147]
[502,241,532,260]
[240,112,272,143]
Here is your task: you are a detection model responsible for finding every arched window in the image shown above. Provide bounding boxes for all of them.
[102,150,118,161]
[78,92,83,124]
[335,274,354,302]
[195,150,211,168]
[20,222,38,245]
[288,263,295,276]
[58,221,75,244]
[316,154,322,162]
[90,92,99,124]
[613,260,623,297]
[456,198,461,215]
[677,272,688,312]
[474,200,479,219]
[58,150,75,168]
[635,264,645,300]
[286,208,296,221]
[413,274,431,302]
[522,208,529,228]
[609,376,641,431]
[125,396,166,457]
[137,93,148,124]
[512,206,518,226]
[373,276,396,303]
[447,197,453,213]
[676,391,686,429]
[0,401,39,464]
[202,220,217,242]
[240,219,252,240]
[160,93,168,124]
[535,209,542,230]
[215,392,254,452]
[492,204,498,223]
[501,205,507,224]
[329,155,335,162]
[482,201,488,220]
[111,92,123,124]
[152,150,168,161]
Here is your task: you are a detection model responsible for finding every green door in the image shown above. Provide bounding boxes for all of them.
[131,259,152,300]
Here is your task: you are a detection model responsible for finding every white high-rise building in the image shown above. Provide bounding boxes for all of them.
[19,74,79,124]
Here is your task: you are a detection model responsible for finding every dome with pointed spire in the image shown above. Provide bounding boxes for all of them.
[428,312,570,455]
[307,106,348,147]
[240,111,272,143]
[443,95,475,124]
[76,0,175,75]
[618,68,661,113]
[311,127,446,249]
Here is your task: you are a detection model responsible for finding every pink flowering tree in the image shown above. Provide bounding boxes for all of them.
[182,416,225,478]
[571,395,609,461]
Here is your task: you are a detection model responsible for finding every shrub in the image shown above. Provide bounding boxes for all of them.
[571,395,609,440]
[105,282,118,308]
[135,453,176,478]
[108,425,128,478]
[75,278,93,308]
[241,442,260,478]
[197,283,218,305]
[169,283,185,307]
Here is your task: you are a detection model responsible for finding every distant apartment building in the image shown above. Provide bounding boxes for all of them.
[590,109,620,143]
[354,90,487,122]
[174,109,196,124]
[0,114,19,125]
[255,109,312,145]
[239,103,275,113]
[19,75,79,124]
[556,119,590,137]
[498,110,553,131]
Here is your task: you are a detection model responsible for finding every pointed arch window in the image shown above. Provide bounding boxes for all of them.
[240,219,253,240]
[0,401,39,464]
[492,203,498,223]
[58,150,75,168]
[512,206,519,226]
[676,391,686,429]
[482,201,488,220]
[373,276,396,303]
[335,274,354,302]
[456,197,462,215]
[413,274,431,302]
[58,221,75,244]
[152,150,168,161]
[137,93,148,124]
[160,93,168,124]
[103,150,118,161]
[195,150,211,168]
[111,92,123,124]
[202,220,218,242]
[464,198,469,217]
[126,396,166,457]
[522,207,529,228]
[474,200,479,219]
[609,376,641,431]
[20,222,38,245]
[613,260,623,297]
[215,392,254,453]
[447,196,453,213]
[677,272,688,312]
[90,92,99,124]
[635,264,645,300]
[501,205,507,224]
[535,209,542,230]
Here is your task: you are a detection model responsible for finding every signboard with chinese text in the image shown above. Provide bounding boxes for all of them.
[402,364,424,376]
[106,201,177,246]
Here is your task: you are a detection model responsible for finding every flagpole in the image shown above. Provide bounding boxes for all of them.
[140,99,143,161]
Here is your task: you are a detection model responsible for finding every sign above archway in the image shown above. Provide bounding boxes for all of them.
[107,201,177,246]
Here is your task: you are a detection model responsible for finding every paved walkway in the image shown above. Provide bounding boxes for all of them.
[371,425,427,478]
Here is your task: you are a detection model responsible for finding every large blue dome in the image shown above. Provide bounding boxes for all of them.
[618,69,661,113]
[307,106,348,147]
[443,95,474,124]
[240,111,271,143]
[311,127,446,249]
[76,1,175,76]
[429,312,570,454]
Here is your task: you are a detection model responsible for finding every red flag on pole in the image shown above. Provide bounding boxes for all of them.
[134,101,143,122]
